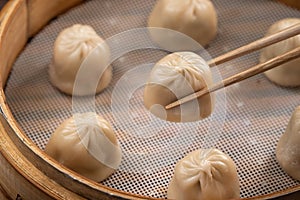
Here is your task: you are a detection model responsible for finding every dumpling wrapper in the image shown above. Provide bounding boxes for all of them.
[49,24,112,96]
[168,149,240,200]
[144,51,214,122]
[260,18,300,87]
[277,106,300,181]
[45,112,122,182]
[148,0,218,51]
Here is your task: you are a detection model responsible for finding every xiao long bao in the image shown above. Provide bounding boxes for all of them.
[49,24,112,96]
[148,0,218,49]
[167,149,240,200]
[144,51,215,122]
[45,112,122,182]
[276,106,300,181]
[260,18,300,87]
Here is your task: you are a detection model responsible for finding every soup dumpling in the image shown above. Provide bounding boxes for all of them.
[49,24,112,96]
[45,112,122,182]
[260,18,300,87]
[168,149,240,200]
[148,0,218,49]
[277,106,300,181]
[144,51,214,122]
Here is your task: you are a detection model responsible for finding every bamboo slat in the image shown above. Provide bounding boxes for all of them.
[0,0,27,87]
[278,0,300,10]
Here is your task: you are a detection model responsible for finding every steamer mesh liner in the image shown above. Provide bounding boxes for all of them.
[4,0,300,199]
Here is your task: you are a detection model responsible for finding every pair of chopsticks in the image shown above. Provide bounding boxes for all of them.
[166,23,300,110]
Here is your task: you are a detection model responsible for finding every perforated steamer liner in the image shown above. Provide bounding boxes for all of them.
[1,0,300,199]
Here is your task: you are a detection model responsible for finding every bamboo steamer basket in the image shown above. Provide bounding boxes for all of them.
[0,0,300,199]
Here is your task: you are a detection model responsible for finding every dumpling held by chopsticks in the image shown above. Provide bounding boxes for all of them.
[144,52,214,122]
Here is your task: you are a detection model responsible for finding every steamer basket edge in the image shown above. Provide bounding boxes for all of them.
[0,0,299,199]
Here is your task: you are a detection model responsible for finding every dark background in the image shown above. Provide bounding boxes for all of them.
[0,0,7,10]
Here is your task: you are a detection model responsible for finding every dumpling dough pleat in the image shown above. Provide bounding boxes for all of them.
[49,24,112,96]
[45,112,122,182]
[277,106,300,181]
[148,0,217,50]
[260,18,300,87]
[144,51,214,122]
[168,149,240,200]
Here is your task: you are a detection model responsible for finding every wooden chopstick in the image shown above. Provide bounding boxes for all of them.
[166,24,300,110]
[208,23,300,66]
[166,46,300,110]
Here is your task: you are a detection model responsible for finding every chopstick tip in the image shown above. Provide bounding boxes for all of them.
[165,101,180,110]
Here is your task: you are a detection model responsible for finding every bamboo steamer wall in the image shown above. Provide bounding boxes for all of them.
[0,0,299,199]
